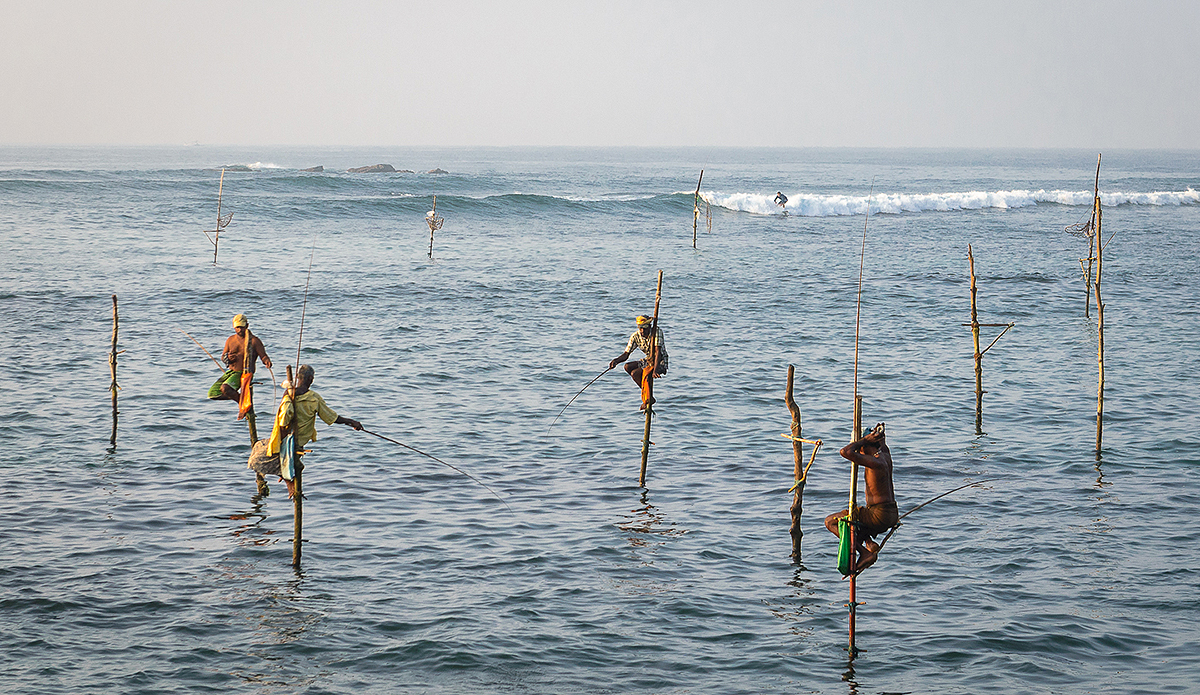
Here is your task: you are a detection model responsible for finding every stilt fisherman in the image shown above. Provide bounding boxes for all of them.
[609,315,668,411]
[248,364,362,498]
[207,314,271,404]
[824,423,898,575]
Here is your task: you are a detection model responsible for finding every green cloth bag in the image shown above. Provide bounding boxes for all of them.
[837,517,853,576]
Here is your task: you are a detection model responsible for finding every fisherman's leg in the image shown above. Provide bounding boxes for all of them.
[855,545,879,574]
[625,362,642,385]
[220,383,240,401]
[825,510,849,536]
[640,371,655,409]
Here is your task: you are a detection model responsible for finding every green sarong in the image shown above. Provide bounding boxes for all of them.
[207,369,242,399]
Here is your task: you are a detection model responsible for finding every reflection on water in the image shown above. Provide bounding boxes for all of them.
[225,492,277,547]
[768,566,820,638]
[617,489,686,548]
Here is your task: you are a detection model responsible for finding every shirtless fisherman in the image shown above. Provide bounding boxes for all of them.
[824,423,898,575]
[609,315,669,411]
[250,364,362,498]
[207,314,272,403]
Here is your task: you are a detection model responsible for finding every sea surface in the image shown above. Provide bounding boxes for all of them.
[1,146,1198,694]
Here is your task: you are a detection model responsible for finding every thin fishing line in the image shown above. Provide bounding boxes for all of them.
[360,428,515,516]
[853,179,874,407]
[547,366,612,434]
[294,237,318,373]
[876,478,998,552]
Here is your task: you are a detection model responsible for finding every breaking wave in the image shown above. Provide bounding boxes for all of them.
[701,188,1200,217]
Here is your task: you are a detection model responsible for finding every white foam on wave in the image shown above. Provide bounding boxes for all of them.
[700,188,1200,217]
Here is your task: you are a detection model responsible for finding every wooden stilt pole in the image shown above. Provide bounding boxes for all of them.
[969,246,983,434]
[108,295,119,446]
[639,270,664,487]
[1093,154,1105,456]
[965,245,1014,435]
[848,395,862,656]
[242,328,268,494]
[428,195,437,259]
[786,365,804,559]
[692,170,704,249]
[214,168,225,265]
[285,364,302,568]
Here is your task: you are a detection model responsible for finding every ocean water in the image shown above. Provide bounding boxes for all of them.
[1,146,1198,694]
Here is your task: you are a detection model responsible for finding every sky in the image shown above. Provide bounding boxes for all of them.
[2,0,1198,148]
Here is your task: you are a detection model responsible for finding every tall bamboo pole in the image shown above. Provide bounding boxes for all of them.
[639,270,664,487]
[848,395,862,656]
[1093,154,1105,455]
[786,365,804,559]
[286,364,303,568]
[243,328,268,494]
[109,295,119,446]
[847,183,872,658]
[692,171,704,249]
[214,168,225,265]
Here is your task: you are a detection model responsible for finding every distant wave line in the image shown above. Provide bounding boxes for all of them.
[698,188,1200,216]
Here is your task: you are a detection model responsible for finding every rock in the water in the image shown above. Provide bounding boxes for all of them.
[222,164,253,172]
[428,168,449,174]
[347,164,396,173]
[301,165,324,172]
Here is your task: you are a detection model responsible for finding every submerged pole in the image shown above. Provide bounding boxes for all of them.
[639,270,664,487]
[692,170,704,249]
[109,295,119,446]
[786,365,804,559]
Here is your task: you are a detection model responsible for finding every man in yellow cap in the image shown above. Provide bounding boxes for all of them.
[207,314,272,403]
[609,315,668,411]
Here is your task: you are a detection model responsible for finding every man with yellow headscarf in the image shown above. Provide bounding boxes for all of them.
[609,315,669,411]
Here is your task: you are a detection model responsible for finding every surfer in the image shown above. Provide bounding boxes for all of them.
[609,315,669,411]
[207,314,271,403]
[774,191,788,209]
[250,364,362,498]
[824,423,898,575]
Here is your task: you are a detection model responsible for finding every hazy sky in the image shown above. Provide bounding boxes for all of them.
[3,0,1197,147]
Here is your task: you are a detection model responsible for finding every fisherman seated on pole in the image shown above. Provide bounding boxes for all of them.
[207,314,271,403]
[248,364,362,498]
[825,423,898,576]
[609,315,669,412]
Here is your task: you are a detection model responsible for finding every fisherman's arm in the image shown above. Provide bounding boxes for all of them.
[609,351,632,369]
[316,395,361,430]
[335,415,363,430]
[839,437,886,469]
[255,337,272,370]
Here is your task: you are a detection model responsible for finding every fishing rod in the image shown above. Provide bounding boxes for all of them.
[178,327,225,371]
[546,366,613,434]
[875,478,998,553]
[294,238,318,374]
[360,428,515,515]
